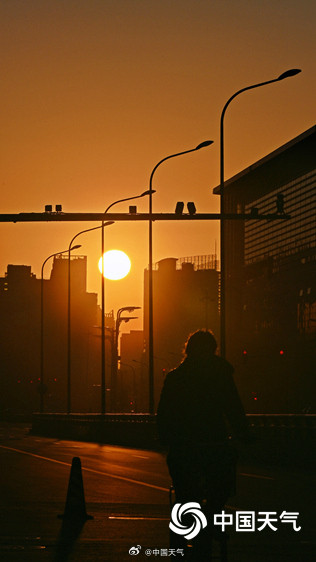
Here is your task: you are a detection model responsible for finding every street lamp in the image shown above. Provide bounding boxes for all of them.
[40,245,81,413]
[111,306,140,412]
[219,68,301,359]
[67,223,114,415]
[118,362,137,412]
[100,191,153,415]
[148,140,213,414]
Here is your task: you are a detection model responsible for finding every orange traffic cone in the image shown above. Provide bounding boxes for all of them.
[58,457,93,521]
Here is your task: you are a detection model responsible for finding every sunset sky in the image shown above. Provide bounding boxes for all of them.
[0,0,315,330]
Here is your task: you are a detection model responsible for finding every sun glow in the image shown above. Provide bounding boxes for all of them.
[98,250,131,280]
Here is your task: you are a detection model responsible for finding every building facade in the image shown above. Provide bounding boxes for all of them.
[214,125,316,413]
[0,255,104,414]
[119,330,145,412]
[144,255,220,411]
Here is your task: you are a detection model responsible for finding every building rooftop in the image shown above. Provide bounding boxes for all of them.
[153,255,218,271]
[213,125,316,196]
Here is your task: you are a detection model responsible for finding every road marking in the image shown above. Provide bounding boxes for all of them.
[0,445,272,496]
[0,546,46,551]
[0,445,169,493]
[239,472,273,480]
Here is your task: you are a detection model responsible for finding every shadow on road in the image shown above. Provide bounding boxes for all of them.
[53,518,85,562]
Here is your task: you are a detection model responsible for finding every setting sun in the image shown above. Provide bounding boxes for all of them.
[98,250,131,280]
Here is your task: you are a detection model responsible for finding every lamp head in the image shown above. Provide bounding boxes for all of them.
[121,316,138,323]
[195,140,214,150]
[71,244,82,250]
[278,68,301,80]
[141,189,156,196]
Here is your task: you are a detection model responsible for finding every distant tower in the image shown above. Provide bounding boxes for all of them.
[144,255,219,410]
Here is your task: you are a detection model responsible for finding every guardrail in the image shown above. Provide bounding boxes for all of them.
[30,413,316,467]
[247,414,316,428]
[31,413,158,448]
[244,414,315,467]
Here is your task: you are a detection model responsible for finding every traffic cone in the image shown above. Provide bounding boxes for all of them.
[58,457,93,521]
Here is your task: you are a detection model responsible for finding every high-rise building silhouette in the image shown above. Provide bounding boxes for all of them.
[0,255,104,414]
[213,125,316,413]
[143,255,219,411]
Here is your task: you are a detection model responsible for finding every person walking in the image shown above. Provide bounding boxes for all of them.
[157,330,249,560]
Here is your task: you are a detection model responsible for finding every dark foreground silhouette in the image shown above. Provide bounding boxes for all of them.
[54,457,93,561]
[157,330,249,560]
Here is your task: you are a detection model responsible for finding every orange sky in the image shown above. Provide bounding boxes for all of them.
[0,0,315,331]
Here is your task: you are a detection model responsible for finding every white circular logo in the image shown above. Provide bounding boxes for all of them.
[169,502,208,541]
[129,545,142,555]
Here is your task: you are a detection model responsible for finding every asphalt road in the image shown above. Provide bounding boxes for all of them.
[0,423,315,561]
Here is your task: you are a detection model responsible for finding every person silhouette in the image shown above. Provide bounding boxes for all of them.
[157,330,249,559]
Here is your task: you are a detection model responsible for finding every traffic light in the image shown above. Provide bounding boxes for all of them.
[175,201,184,215]
[242,349,248,363]
[187,202,196,215]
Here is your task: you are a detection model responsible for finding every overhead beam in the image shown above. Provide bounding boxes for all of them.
[0,212,291,223]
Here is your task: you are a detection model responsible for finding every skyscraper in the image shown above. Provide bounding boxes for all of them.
[213,125,316,413]
[144,255,219,410]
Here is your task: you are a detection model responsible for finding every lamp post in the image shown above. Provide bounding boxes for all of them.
[111,306,140,411]
[67,223,113,415]
[148,140,213,414]
[119,362,137,411]
[219,68,301,358]
[40,245,81,413]
[100,191,152,415]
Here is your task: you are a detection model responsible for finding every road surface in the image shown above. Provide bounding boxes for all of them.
[0,423,315,561]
